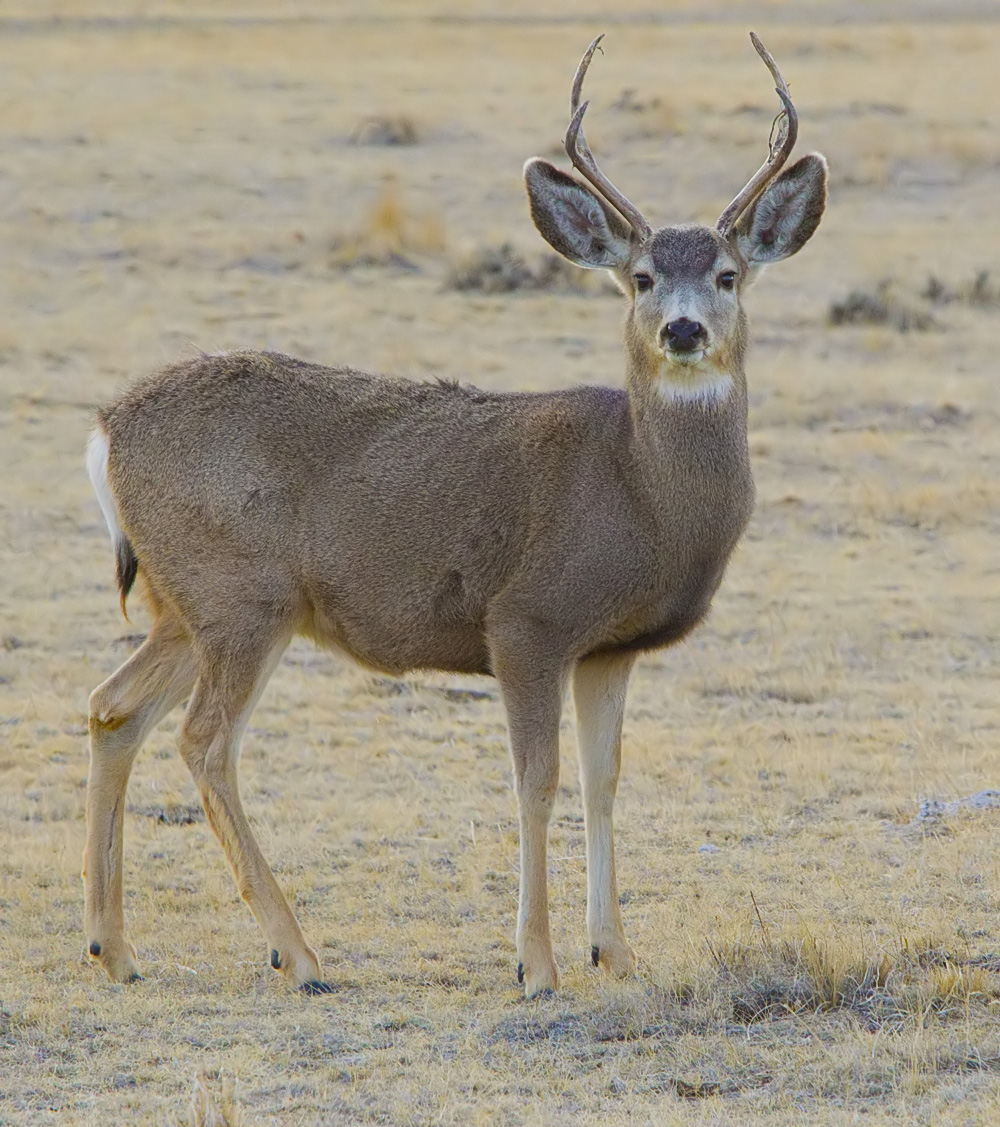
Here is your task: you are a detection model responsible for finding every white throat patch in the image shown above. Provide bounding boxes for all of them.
[655,368,735,408]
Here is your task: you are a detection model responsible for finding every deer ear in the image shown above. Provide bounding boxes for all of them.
[735,153,827,269]
[524,158,633,271]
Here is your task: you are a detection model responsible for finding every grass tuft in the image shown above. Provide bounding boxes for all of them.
[173,1073,244,1127]
[703,917,992,1031]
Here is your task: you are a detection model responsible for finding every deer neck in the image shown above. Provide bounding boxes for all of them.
[621,337,752,537]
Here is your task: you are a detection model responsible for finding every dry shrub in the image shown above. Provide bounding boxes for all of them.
[330,177,445,269]
[831,270,1000,333]
[705,914,1000,1035]
[446,243,534,293]
[612,87,684,138]
[348,114,419,147]
[923,269,1000,308]
[853,475,994,531]
[446,243,612,294]
[711,918,923,1028]
[829,280,935,332]
[711,926,898,1025]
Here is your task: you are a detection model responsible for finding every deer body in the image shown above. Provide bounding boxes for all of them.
[101,352,751,676]
[83,33,825,997]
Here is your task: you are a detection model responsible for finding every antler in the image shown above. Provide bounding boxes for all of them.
[716,32,799,238]
[564,35,653,240]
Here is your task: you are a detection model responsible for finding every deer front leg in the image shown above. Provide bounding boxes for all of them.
[513,734,561,998]
[492,630,565,998]
[573,651,637,978]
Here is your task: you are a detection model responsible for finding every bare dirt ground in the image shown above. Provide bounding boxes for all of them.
[2,2,1000,1124]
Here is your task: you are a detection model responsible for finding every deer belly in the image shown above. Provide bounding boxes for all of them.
[302,568,492,676]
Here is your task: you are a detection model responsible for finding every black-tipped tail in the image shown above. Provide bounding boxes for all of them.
[115,536,139,618]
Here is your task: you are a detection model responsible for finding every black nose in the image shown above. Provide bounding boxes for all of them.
[663,318,707,352]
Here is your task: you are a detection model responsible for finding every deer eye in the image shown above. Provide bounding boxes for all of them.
[717,270,737,291]
[634,273,653,293]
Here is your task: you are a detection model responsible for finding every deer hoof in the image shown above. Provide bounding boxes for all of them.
[299,980,336,996]
[519,954,559,998]
[592,939,637,978]
[89,937,143,983]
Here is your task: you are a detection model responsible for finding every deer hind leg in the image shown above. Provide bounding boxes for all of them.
[85,616,197,982]
[573,651,637,978]
[177,625,330,994]
[491,626,567,998]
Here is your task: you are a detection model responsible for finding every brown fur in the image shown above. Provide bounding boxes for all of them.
[83,77,826,1002]
[101,351,752,673]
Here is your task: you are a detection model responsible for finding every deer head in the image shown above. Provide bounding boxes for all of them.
[525,33,828,405]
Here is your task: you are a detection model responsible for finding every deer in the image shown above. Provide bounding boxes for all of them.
[83,32,826,999]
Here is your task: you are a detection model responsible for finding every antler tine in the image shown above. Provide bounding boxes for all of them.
[716,32,799,238]
[564,35,653,240]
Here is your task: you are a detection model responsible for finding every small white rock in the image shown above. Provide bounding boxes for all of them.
[913,788,1000,826]
[698,843,721,854]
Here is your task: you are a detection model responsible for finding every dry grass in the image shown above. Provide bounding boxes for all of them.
[3,3,1000,1124]
[175,1074,245,1127]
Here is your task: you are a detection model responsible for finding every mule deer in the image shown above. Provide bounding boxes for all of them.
[84,33,826,997]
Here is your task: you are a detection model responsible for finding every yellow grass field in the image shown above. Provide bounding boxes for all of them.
[2,2,1000,1123]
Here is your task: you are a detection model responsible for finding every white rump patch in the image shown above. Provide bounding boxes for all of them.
[86,428,123,547]
[655,371,735,408]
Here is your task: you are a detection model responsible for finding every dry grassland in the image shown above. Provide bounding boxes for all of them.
[2,2,1000,1124]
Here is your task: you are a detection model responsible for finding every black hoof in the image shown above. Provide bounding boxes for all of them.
[591,945,600,968]
[89,941,102,958]
[299,980,336,996]
[124,972,144,984]
[270,949,281,970]
[517,962,524,984]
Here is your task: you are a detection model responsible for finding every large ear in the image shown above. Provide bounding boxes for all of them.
[524,157,633,271]
[735,153,827,269]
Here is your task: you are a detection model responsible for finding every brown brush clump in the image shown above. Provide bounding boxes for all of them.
[446,243,614,294]
[830,269,1000,332]
[709,922,899,1028]
[829,280,936,332]
[348,115,419,147]
[329,176,446,269]
[705,916,1000,1033]
[610,86,684,139]
[923,269,1000,308]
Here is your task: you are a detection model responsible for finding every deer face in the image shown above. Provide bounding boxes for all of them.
[525,156,826,402]
[624,225,746,402]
